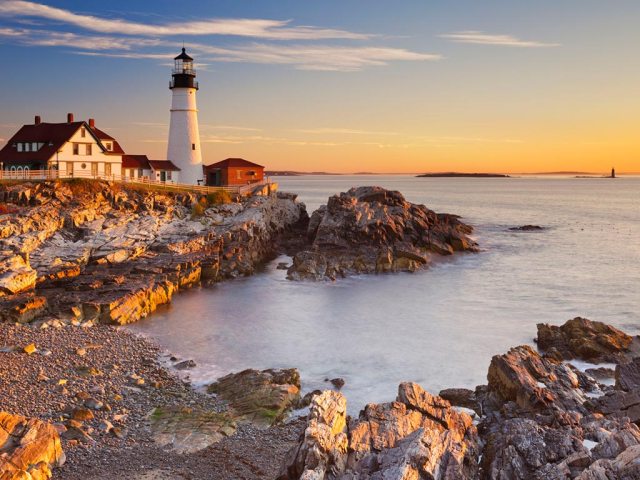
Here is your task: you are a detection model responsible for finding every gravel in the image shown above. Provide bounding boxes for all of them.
[0,323,304,479]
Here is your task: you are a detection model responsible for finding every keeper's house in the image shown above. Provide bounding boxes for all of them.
[203,158,264,187]
[0,114,179,182]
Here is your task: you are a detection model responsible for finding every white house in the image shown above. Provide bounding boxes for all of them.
[0,114,179,182]
[0,114,123,178]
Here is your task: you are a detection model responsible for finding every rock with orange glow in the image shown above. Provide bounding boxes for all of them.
[288,186,477,280]
[280,382,480,479]
[536,317,634,364]
[0,411,66,480]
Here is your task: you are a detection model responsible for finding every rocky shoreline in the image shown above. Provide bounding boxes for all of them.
[5,181,638,479]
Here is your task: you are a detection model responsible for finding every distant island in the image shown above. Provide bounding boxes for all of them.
[416,172,510,178]
[266,171,344,176]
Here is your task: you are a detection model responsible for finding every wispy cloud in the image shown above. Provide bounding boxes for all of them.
[76,42,441,71]
[441,31,560,47]
[0,1,371,40]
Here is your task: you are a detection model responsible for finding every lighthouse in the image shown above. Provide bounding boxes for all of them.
[167,48,203,184]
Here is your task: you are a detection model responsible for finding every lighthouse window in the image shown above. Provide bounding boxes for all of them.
[192,143,196,150]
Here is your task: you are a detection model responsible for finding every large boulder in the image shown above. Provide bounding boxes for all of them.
[0,411,65,480]
[288,186,477,280]
[0,253,37,296]
[481,417,585,480]
[487,345,590,414]
[279,391,348,480]
[537,317,633,363]
[281,383,480,479]
[207,368,301,425]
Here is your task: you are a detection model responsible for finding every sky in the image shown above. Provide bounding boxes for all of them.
[0,0,639,174]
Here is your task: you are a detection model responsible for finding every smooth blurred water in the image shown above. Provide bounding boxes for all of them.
[128,175,640,411]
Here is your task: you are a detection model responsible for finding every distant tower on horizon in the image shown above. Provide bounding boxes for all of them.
[611,167,616,178]
[167,48,203,184]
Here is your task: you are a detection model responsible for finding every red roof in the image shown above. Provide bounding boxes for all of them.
[0,121,85,165]
[90,126,125,154]
[0,120,125,165]
[122,154,150,169]
[122,156,181,172]
[148,160,181,171]
[204,158,264,170]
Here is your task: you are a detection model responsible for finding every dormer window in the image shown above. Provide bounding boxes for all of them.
[17,143,23,152]
[105,142,112,151]
[24,143,30,152]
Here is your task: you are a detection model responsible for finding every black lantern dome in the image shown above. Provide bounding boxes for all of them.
[170,48,198,90]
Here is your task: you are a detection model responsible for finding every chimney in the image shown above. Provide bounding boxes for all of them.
[88,118,95,128]
[34,115,41,125]
[67,113,74,123]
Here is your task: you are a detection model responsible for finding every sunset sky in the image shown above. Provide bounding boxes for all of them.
[0,0,638,173]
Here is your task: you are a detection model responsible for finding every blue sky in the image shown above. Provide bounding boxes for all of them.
[1,0,639,172]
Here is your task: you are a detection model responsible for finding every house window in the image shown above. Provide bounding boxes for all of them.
[166,171,172,180]
[81,127,86,138]
[105,163,111,176]
[73,144,79,155]
[105,142,112,151]
[192,143,196,150]
[24,143,30,152]
[91,163,98,176]
[138,168,143,178]
[17,143,23,152]
[32,142,38,151]
[86,144,92,155]
[237,170,242,180]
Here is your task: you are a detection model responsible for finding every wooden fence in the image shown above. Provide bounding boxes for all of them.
[0,169,270,196]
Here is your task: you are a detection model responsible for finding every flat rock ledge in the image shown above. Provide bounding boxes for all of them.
[0,411,65,480]
[0,181,307,325]
[281,317,640,479]
[287,186,477,281]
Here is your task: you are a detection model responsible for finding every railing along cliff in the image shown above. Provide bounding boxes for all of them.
[0,169,271,196]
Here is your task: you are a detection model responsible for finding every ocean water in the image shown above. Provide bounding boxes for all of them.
[128,175,640,411]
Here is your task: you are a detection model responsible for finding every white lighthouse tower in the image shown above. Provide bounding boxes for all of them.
[167,48,203,184]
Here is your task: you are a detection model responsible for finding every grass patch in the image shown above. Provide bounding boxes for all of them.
[206,190,232,205]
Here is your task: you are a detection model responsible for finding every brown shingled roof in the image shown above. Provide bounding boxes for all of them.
[0,121,84,165]
[122,154,150,169]
[148,160,181,171]
[204,158,264,170]
[90,126,125,154]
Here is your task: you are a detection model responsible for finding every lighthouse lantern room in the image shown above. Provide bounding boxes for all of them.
[167,48,203,185]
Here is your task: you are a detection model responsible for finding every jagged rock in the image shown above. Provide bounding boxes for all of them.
[0,294,47,323]
[288,186,477,280]
[0,180,308,325]
[616,357,640,392]
[147,406,236,454]
[207,368,301,425]
[0,253,37,296]
[537,317,633,363]
[282,383,480,479]
[577,444,640,479]
[487,344,589,414]
[279,391,348,480]
[481,417,584,480]
[439,388,481,414]
[0,411,65,479]
[589,390,640,424]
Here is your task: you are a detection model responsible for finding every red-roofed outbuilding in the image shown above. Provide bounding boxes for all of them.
[203,158,264,186]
